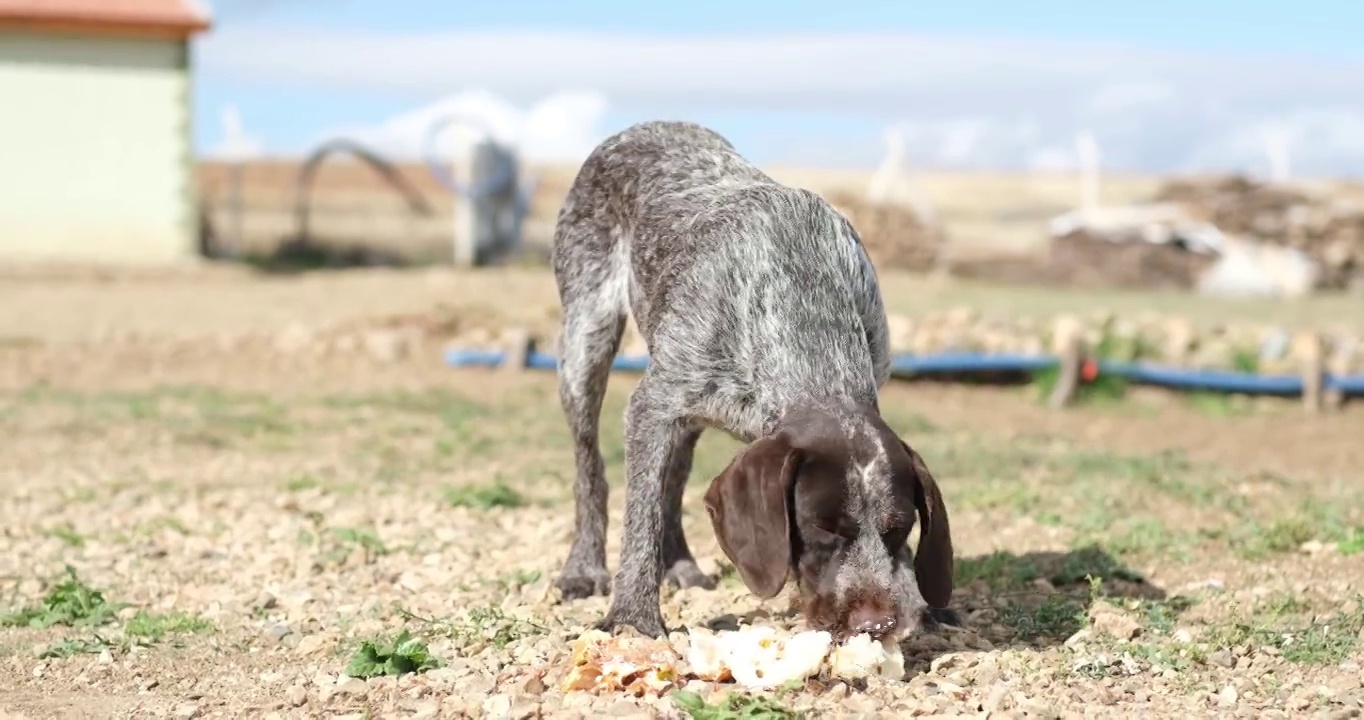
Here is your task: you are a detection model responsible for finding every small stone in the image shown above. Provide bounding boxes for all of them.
[483,694,512,717]
[174,703,201,720]
[1088,602,1142,641]
[1209,649,1235,668]
[265,623,292,643]
[411,701,441,719]
[519,674,547,695]
[294,634,329,657]
[287,685,308,707]
[334,678,367,697]
[1218,684,1239,707]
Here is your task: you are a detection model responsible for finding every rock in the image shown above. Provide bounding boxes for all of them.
[287,685,308,707]
[1087,602,1142,641]
[1208,649,1235,668]
[362,330,411,363]
[174,704,201,720]
[274,324,314,355]
[482,694,513,718]
[265,623,292,643]
[334,677,368,697]
[294,634,330,657]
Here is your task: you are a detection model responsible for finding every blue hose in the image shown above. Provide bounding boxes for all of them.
[443,347,1364,398]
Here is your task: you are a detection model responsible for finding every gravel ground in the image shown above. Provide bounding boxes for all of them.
[1,267,1362,719]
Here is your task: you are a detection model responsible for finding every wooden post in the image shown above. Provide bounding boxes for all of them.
[229,159,245,260]
[1296,331,1325,414]
[451,139,521,267]
[502,328,533,373]
[1049,317,1086,409]
[1325,337,1355,410]
[451,146,477,268]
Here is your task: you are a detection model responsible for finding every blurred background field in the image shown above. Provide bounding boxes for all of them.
[2,1,1363,718]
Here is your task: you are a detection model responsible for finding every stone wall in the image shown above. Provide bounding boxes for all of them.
[547,308,1361,377]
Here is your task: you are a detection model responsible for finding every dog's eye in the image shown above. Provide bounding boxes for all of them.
[881,528,911,550]
[806,524,851,547]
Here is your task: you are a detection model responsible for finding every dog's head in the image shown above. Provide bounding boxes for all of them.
[703,408,953,642]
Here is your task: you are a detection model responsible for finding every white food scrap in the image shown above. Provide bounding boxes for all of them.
[687,627,834,690]
[685,625,833,690]
[827,633,906,680]
[565,624,910,696]
[560,629,680,697]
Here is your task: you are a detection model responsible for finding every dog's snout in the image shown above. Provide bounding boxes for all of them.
[847,605,897,638]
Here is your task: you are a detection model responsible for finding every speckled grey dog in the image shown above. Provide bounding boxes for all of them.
[550,120,957,641]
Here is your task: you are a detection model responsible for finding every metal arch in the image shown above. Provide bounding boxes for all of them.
[292,138,435,243]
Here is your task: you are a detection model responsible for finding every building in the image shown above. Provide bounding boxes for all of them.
[0,0,212,264]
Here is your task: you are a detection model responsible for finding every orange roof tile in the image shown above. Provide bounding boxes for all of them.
[0,0,211,39]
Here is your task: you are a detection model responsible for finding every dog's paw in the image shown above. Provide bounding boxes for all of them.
[924,606,964,629]
[592,609,669,639]
[555,566,612,600]
[663,560,718,591]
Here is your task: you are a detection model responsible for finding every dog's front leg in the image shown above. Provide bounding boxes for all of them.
[595,375,679,638]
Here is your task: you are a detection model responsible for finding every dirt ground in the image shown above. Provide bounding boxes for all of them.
[1,265,1362,719]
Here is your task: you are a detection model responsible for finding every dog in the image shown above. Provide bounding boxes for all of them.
[549,120,957,642]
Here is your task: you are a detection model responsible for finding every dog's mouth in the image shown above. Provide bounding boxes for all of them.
[795,593,914,643]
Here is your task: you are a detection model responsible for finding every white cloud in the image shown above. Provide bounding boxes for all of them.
[205,103,266,160]
[196,26,1364,175]
[315,90,610,164]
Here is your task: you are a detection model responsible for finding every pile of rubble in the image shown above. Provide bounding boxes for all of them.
[823,190,946,272]
[1039,227,1218,291]
[1153,175,1364,289]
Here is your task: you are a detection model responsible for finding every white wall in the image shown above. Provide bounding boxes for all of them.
[0,31,196,264]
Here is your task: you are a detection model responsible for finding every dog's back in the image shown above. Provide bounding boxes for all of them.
[552,121,891,437]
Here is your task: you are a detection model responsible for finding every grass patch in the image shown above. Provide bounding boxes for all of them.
[445,479,526,510]
[1089,518,1195,561]
[397,604,548,650]
[1029,331,1135,407]
[1001,594,1087,643]
[1138,596,1199,635]
[1050,545,1146,586]
[1228,505,1358,560]
[283,473,320,492]
[1185,391,1253,417]
[1339,527,1364,556]
[1,567,124,629]
[46,524,86,548]
[1203,597,1364,665]
[344,628,443,679]
[329,526,390,564]
[124,610,215,642]
[36,636,118,659]
[672,688,803,719]
[955,551,1040,591]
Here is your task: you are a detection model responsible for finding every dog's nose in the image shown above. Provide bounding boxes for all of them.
[847,606,897,638]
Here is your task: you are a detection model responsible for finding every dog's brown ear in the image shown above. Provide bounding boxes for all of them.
[704,437,802,600]
[900,440,954,609]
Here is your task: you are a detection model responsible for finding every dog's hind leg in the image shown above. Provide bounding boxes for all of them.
[661,427,718,590]
[551,221,629,601]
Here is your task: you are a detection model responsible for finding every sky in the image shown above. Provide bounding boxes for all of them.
[195,0,1364,177]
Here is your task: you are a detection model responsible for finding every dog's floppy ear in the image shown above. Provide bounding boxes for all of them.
[899,440,954,609]
[704,436,802,599]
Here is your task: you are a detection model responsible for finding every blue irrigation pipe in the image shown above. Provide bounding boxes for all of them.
[443,347,1364,398]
